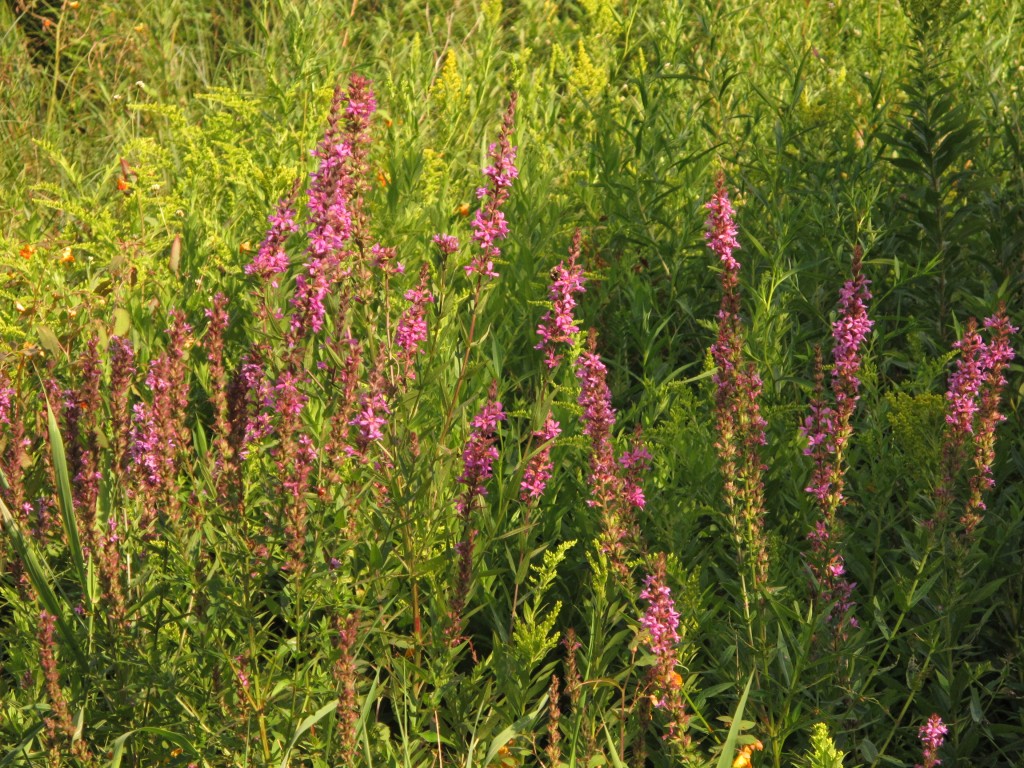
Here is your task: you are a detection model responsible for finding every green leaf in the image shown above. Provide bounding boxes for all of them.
[482,695,548,766]
[36,324,64,357]
[715,673,754,768]
[48,403,92,605]
[106,728,201,768]
[0,496,88,669]
[279,699,339,768]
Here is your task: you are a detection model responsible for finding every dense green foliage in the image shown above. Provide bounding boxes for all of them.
[1,0,1022,766]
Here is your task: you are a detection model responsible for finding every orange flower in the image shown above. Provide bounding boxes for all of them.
[19,244,34,260]
[239,241,252,253]
[117,176,130,192]
[457,203,470,217]
[60,246,74,264]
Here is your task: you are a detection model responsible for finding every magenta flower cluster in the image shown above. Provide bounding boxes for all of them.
[0,376,14,425]
[942,308,1017,532]
[395,264,434,380]
[289,76,377,342]
[468,94,518,279]
[457,396,506,511]
[535,229,586,368]
[705,176,768,585]
[246,196,299,286]
[520,414,560,502]
[915,714,947,768]
[639,558,689,746]
[640,569,681,671]
[576,332,649,569]
[799,249,873,634]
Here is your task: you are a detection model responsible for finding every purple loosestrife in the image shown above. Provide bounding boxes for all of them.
[394,264,434,382]
[433,233,459,257]
[108,336,136,478]
[66,335,103,556]
[38,611,93,760]
[271,366,317,572]
[546,675,562,768]
[575,331,646,571]
[936,318,985,519]
[639,557,690,748]
[705,176,768,585]
[536,229,586,368]
[468,94,518,279]
[349,381,391,458]
[521,414,561,502]
[0,374,13,425]
[291,76,377,343]
[963,309,1017,533]
[0,376,28,528]
[915,714,947,768]
[333,614,360,755]
[799,249,872,634]
[323,336,363,482]
[246,194,299,287]
[130,311,193,533]
[205,293,232,500]
[449,389,505,642]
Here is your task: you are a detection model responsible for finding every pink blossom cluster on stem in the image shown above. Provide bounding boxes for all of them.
[468,94,518,279]
[575,331,648,570]
[639,557,690,747]
[535,229,586,368]
[246,195,299,286]
[705,175,769,585]
[130,310,193,533]
[520,414,561,502]
[799,248,873,635]
[939,307,1017,533]
[290,76,377,343]
[915,714,947,768]
[394,264,434,381]
[450,389,506,642]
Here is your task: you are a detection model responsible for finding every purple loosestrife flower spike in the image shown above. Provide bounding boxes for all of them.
[433,233,459,257]
[468,94,518,279]
[937,318,986,521]
[291,76,377,344]
[536,229,586,368]
[575,331,645,570]
[639,556,690,747]
[945,319,985,437]
[450,387,505,643]
[799,249,872,635]
[246,194,299,286]
[915,714,947,768]
[395,264,434,381]
[705,174,769,586]
[130,311,193,533]
[457,394,506,512]
[0,375,14,425]
[963,307,1017,533]
[108,336,136,477]
[520,414,560,502]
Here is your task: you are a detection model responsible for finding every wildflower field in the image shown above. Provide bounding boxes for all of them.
[1,0,1023,765]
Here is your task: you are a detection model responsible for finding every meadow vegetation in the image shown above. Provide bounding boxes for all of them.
[1,0,1022,765]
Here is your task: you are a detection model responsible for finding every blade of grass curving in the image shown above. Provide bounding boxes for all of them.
[0,496,88,669]
[0,720,45,766]
[106,728,201,768]
[279,699,339,768]
[481,694,548,766]
[715,672,755,768]
[47,402,92,606]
